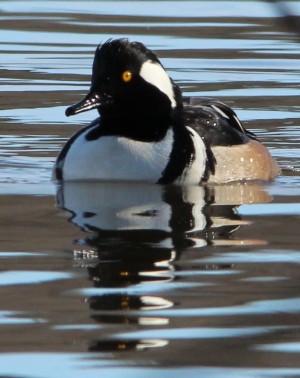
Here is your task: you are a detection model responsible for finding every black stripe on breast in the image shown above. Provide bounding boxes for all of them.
[158,125,195,185]
[201,143,216,182]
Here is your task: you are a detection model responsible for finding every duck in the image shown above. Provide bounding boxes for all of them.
[54,38,280,184]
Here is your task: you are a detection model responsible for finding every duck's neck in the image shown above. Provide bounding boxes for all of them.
[100,96,181,142]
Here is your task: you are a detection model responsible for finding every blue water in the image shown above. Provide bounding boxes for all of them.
[0,1,300,377]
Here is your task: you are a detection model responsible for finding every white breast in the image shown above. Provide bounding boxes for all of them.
[61,127,174,182]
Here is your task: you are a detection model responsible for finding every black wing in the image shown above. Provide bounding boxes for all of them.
[183,97,257,147]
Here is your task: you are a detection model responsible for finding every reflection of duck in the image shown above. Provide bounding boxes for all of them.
[56,182,271,352]
[57,182,271,272]
[57,183,253,253]
[54,38,279,183]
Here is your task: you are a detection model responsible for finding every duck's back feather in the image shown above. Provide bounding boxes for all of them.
[182,97,280,182]
[183,97,256,147]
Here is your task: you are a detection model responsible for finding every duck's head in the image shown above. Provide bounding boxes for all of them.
[65,39,183,121]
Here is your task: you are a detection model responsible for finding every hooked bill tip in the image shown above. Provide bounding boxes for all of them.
[65,106,76,117]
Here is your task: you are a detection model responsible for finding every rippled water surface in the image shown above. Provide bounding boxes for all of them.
[1,1,300,377]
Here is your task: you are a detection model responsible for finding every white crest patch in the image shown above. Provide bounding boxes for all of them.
[140,60,176,108]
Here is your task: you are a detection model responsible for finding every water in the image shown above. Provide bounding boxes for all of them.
[0,1,300,377]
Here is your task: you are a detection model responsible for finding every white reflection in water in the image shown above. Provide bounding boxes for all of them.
[0,355,299,378]
[0,271,73,286]
[0,311,45,325]
[0,1,282,18]
[256,342,300,353]
[201,250,300,264]
[137,296,300,318]
[240,202,300,216]
[0,252,43,258]
[0,106,95,125]
[77,282,209,297]
[113,325,286,340]
[52,324,102,331]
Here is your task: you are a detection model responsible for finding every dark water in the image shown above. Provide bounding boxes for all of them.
[1,1,300,377]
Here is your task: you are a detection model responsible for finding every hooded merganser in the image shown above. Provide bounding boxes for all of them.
[54,38,280,184]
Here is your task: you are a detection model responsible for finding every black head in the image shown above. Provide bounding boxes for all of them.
[65,39,183,141]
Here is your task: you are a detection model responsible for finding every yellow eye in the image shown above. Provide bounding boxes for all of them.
[122,70,132,83]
